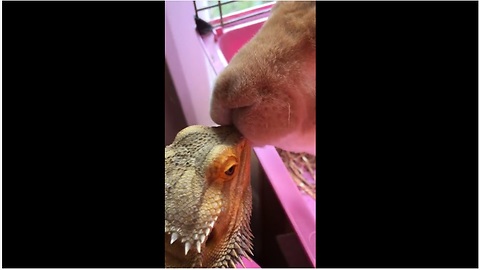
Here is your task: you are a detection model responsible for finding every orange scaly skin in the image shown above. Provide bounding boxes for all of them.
[165,125,254,268]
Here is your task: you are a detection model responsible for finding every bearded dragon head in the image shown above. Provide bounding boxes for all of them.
[165,125,253,268]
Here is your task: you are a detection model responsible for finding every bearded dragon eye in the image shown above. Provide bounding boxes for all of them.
[225,165,236,176]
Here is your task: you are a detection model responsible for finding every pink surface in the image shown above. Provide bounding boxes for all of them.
[235,257,261,268]
[254,146,316,267]
[218,20,265,63]
[199,18,316,268]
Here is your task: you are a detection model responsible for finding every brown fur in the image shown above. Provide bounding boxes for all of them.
[210,2,316,155]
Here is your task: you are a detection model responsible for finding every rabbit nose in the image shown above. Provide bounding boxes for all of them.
[210,102,233,126]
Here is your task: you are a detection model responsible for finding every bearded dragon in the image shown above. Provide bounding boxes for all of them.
[165,125,254,268]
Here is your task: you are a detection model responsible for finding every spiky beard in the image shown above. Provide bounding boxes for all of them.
[165,185,253,268]
[207,189,253,268]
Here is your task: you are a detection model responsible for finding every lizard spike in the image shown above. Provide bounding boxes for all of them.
[170,232,179,244]
[236,249,246,258]
[209,220,215,228]
[205,227,211,236]
[185,241,191,255]
[244,228,254,238]
[240,234,248,242]
[240,241,248,249]
[234,243,242,253]
[244,254,253,262]
[196,241,201,253]
[242,245,253,256]
[200,234,206,243]
[193,233,199,240]
[238,258,246,268]
[231,249,238,258]
[229,260,237,268]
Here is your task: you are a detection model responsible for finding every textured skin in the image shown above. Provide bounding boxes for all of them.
[210,2,316,155]
[165,125,253,268]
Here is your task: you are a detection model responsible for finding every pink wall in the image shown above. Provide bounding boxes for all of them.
[218,20,265,62]
[164,60,187,146]
[165,2,217,127]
